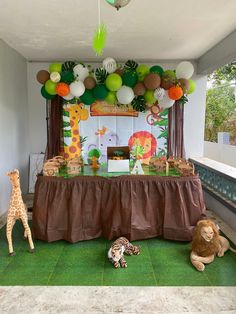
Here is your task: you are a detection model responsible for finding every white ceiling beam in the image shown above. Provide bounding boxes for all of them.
[197,30,236,74]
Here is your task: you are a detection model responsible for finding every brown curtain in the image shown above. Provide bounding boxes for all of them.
[46,95,63,159]
[167,101,185,158]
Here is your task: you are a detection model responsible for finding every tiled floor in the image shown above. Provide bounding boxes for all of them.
[0,221,235,286]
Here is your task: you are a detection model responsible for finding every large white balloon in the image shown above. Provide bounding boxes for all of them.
[103,57,117,73]
[69,81,85,97]
[176,61,194,79]
[154,87,165,100]
[158,91,175,109]
[63,92,74,101]
[117,86,134,104]
[73,64,89,81]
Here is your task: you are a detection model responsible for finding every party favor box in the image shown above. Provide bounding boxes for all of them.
[107,146,130,172]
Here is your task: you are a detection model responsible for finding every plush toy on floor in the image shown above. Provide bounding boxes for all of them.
[6,169,35,256]
[190,219,236,271]
[108,237,140,268]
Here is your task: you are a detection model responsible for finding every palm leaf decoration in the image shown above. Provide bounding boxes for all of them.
[95,67,108,84]
[93,23,107,56]
[62,61,76,72]
[131,96,146,112]
[124,60,138,71]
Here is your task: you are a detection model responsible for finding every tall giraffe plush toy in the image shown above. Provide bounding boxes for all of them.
[6,169,35,256]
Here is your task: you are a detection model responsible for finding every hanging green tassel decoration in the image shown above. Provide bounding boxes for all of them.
[93,23,107,56]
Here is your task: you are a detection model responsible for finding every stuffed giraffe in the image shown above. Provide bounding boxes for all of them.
[63,103,89,160]
[6,169,35,256]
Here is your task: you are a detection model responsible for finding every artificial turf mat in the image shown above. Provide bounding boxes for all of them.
[0,221,235,286]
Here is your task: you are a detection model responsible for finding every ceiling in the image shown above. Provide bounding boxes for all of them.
[0,0,235,62]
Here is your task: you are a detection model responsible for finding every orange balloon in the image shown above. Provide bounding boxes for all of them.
[56,82,70,97]
[168,86,183,100]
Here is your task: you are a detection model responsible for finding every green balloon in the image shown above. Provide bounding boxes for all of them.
[45,80,57,95]
[105,91,117,104]
[105,73,122,91]
[93,84,109,100]
[163,70,176,80]
[49,63,62,73]
[150,65,164,76]
[136,64,150,81]
[41,86,55,100]
[122,70,138,87]
[187,79,196,94]
[144,90,155,104]
[61,71,74,84]
[80,89,95,105]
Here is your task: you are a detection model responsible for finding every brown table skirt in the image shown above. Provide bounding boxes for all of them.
[32,175,206,243]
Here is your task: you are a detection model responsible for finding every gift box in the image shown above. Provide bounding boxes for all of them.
[107,146,130,172]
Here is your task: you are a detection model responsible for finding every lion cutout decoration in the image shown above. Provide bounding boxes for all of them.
[190,219,236,271]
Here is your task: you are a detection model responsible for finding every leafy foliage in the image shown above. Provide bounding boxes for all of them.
[124,60,138,71]
[80,136,88,148]
[208,61,236,85]
[131,96,146,112]
[95,68,108,84]
[62,61,76,72]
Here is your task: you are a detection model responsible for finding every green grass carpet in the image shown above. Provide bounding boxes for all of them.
[0,221,235,286]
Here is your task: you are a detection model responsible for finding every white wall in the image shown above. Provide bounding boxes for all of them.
[0,40,29,215]
[27,61,207,159]
[204,141,236,167]
[184,75,207,158]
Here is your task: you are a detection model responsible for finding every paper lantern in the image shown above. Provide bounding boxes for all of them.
[84,76,96,90]
[144,73,161,90]
[117,86,134,104]
[158,91,175,109]
[56,83,70,97]
[122,70,138,87]
[93,84,109,99]
[103,57,117,73]
[133,82,146,96]
[50,72,61,83]
[73,64,89,81]
[178,78,190,93]
[63,93,74,101]
[69,81,85,97]
[105,73,122,91]
[176,61,194,79]
[49,63,62,74]
[45,80,57,95]
[168,86,183,100]
[36,70,50,84]
[41,86,55,100]
[154,87,165,100]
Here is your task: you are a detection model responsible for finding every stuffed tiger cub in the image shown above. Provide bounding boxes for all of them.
[108,237,140,268]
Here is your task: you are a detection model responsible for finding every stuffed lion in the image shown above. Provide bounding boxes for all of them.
[190,219,236,271]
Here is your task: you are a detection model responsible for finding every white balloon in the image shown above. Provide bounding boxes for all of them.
[103,57,117,73]
[50,72,61,83]
[154,87,165,100]
[158,91,175,109]
[176,61,194,79]
[73,64,89,81]
[63,92,74,101]
[69,81,85,97]
[117,86,134,104]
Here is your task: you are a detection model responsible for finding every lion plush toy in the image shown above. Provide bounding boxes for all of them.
[190,219,236,271]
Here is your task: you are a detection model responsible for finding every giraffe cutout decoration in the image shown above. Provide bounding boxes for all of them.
[6,169,35,256]
[63,103,89,160]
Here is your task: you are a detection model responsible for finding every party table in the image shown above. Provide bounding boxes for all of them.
[32,165,206,243]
